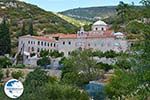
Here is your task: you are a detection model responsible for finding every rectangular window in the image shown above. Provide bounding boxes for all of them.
[63,41,65,45]
[44,42,47,46]
[68,51,71,55]
[37,48,40,52]
[69,41,71,45]
[41,42,43,46]
[38,41,40,45]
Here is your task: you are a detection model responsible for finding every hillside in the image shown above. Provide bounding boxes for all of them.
[60,6,117,21]
[56,13,91,27]
[0,0,78,34]
[0,0,79,52]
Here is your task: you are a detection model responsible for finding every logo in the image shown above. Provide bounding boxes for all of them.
[4,79,24,99]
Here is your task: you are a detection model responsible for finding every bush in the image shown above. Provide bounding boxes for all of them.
[0,57,12,68]
[0,70,3,82]
[49,50,64,58]
[11,70,24,79]
[97,62,113,72]
[13,64,25,68]
[104,50,119,58]
[59,57,67,65]
[37,57,51,67]
[40,50,49,57]
[92,51,104,57]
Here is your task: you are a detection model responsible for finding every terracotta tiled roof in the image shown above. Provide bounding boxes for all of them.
[85,30,114,38]
[103,30,113,36]
[21,35,55,42]
[52,33,77,39]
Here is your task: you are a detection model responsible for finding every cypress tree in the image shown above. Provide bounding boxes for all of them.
[20,21,26,36]
[0,17,11,55]
[28,19,34,36]
[17,21,26,38]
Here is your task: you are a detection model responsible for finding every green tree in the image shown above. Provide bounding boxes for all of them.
[39,82,89,100]
[0,69,3,82]
[97,62,113,72]
[116,1,132,23]
[37,57,51,67]
[0,56,12,68]
[49,50,64,58]
[23,68,49,96]
[62,50,102,87]
[140,0,150,7]
[21,68,89,100]
[105,24,150,99]
[104,50,119,58]
[140,0,150,18]
[40,50,49,57]
[0,17,11,55]
[28,19,34,35]
[59,57,67,65]
[11,70,24,79]
[18,21,26,37]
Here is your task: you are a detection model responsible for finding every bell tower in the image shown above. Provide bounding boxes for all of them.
[77,27,87,38]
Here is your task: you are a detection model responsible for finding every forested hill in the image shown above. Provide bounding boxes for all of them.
[0,0,78,35]
[60,6,117,21]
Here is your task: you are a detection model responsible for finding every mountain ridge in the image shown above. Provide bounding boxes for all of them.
[60,6,143,22]
[60,6,117,21]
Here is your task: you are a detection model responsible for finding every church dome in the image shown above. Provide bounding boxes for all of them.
[114,32,124,36]
[93,20,107,26]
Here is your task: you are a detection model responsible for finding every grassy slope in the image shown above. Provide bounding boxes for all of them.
[56,13,91,27]
[60,6,117,21]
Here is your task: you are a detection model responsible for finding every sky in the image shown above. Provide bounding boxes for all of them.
[22,0,142,12]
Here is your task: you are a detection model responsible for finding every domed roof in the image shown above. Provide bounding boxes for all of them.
[93,20,107,26]
[114,32,124,36]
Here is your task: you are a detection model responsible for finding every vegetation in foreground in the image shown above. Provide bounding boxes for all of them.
[0,0,150,100]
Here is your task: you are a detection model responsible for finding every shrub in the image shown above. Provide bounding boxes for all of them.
[92,51,104,57]
[37,57,51,67]
[11,70,24,79]
[97,62,113,72]
[59,57,67,65]
[0,70,3,82]
[0,57,12,68]
[49,50,64,58]
[13,64,25,68]
[104,50,119,58]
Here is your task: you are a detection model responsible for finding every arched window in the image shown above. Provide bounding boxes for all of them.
[95,27,98,31]
[101,27,104,31]
[69,41,71,45]
[63,41,65,45]
[41,42,43,46]
[38,41,40,45]
[32,47,34,51]
[44,42,47,46]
